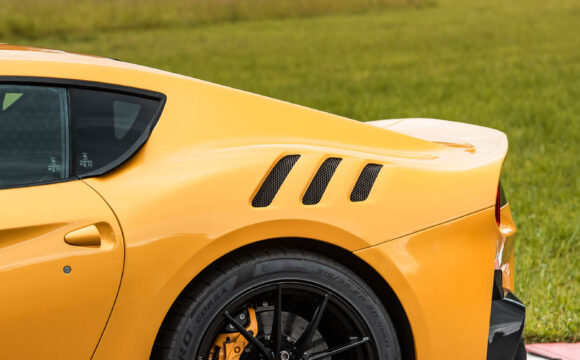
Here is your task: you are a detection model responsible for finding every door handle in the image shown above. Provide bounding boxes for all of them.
[64,225,101,247]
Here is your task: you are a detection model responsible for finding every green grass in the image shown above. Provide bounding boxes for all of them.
[4,0,579,343]
[0,0,425,39]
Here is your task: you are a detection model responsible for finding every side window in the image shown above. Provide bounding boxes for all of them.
[0,85,69,188]
[70,88,162,177]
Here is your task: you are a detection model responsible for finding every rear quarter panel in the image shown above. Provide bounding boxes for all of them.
[88,85,505,358]
[356,207,499,360]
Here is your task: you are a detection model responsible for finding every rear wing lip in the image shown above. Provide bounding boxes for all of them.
[368,118,508,169]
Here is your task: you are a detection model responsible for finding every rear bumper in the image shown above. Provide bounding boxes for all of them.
[487,270,526,360]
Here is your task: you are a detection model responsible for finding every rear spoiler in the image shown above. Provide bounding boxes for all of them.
[368,118,508,168]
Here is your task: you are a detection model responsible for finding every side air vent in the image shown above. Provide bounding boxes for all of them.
[350,163,383,202]
[252,155,300,207]
[302,157,342,205]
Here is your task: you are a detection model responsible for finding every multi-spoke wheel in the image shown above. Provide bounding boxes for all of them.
[151,248,401,360]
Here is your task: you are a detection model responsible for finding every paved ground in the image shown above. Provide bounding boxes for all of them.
[527,354,545,360]
[526,343,580,360]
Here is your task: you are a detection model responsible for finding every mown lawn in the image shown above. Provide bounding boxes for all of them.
[5,0,579,342]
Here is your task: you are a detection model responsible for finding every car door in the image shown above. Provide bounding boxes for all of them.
[0,84,124,359]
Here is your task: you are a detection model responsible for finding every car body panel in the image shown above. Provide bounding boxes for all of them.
[0,181,124,359]
[0,48,519,360]
[356,207,500,360]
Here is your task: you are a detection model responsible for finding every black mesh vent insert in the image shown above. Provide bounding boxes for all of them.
[350,163,383,202]
[302,157,342,205]
[252,155,300,207]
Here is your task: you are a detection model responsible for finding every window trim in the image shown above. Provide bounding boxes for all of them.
[0,76,167,189]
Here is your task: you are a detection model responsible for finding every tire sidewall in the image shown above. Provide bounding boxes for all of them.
[171,255,400,360]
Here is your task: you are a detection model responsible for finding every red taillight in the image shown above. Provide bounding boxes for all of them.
[495,184,501,226]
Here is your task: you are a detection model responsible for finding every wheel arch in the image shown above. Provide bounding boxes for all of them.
[155,237,416,360]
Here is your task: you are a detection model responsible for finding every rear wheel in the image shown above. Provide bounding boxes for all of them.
[151,248,401,360]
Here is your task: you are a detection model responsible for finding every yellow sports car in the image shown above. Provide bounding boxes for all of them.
[0,45,525,360]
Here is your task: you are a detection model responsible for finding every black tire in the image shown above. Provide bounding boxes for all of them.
[514,340,527,360]
[151,247,401,360]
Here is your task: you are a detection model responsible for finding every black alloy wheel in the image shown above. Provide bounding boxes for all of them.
[151,248,401,360]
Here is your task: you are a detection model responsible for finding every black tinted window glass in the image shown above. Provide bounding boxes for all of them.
[70,88,161,177]
[0,85,69,188]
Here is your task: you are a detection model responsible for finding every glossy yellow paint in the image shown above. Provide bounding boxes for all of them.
[0,48,517,359]
[357,207,502,360]
[0,181,123,359]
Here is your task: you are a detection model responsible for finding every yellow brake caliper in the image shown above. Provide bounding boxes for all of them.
[210,308,259,360]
